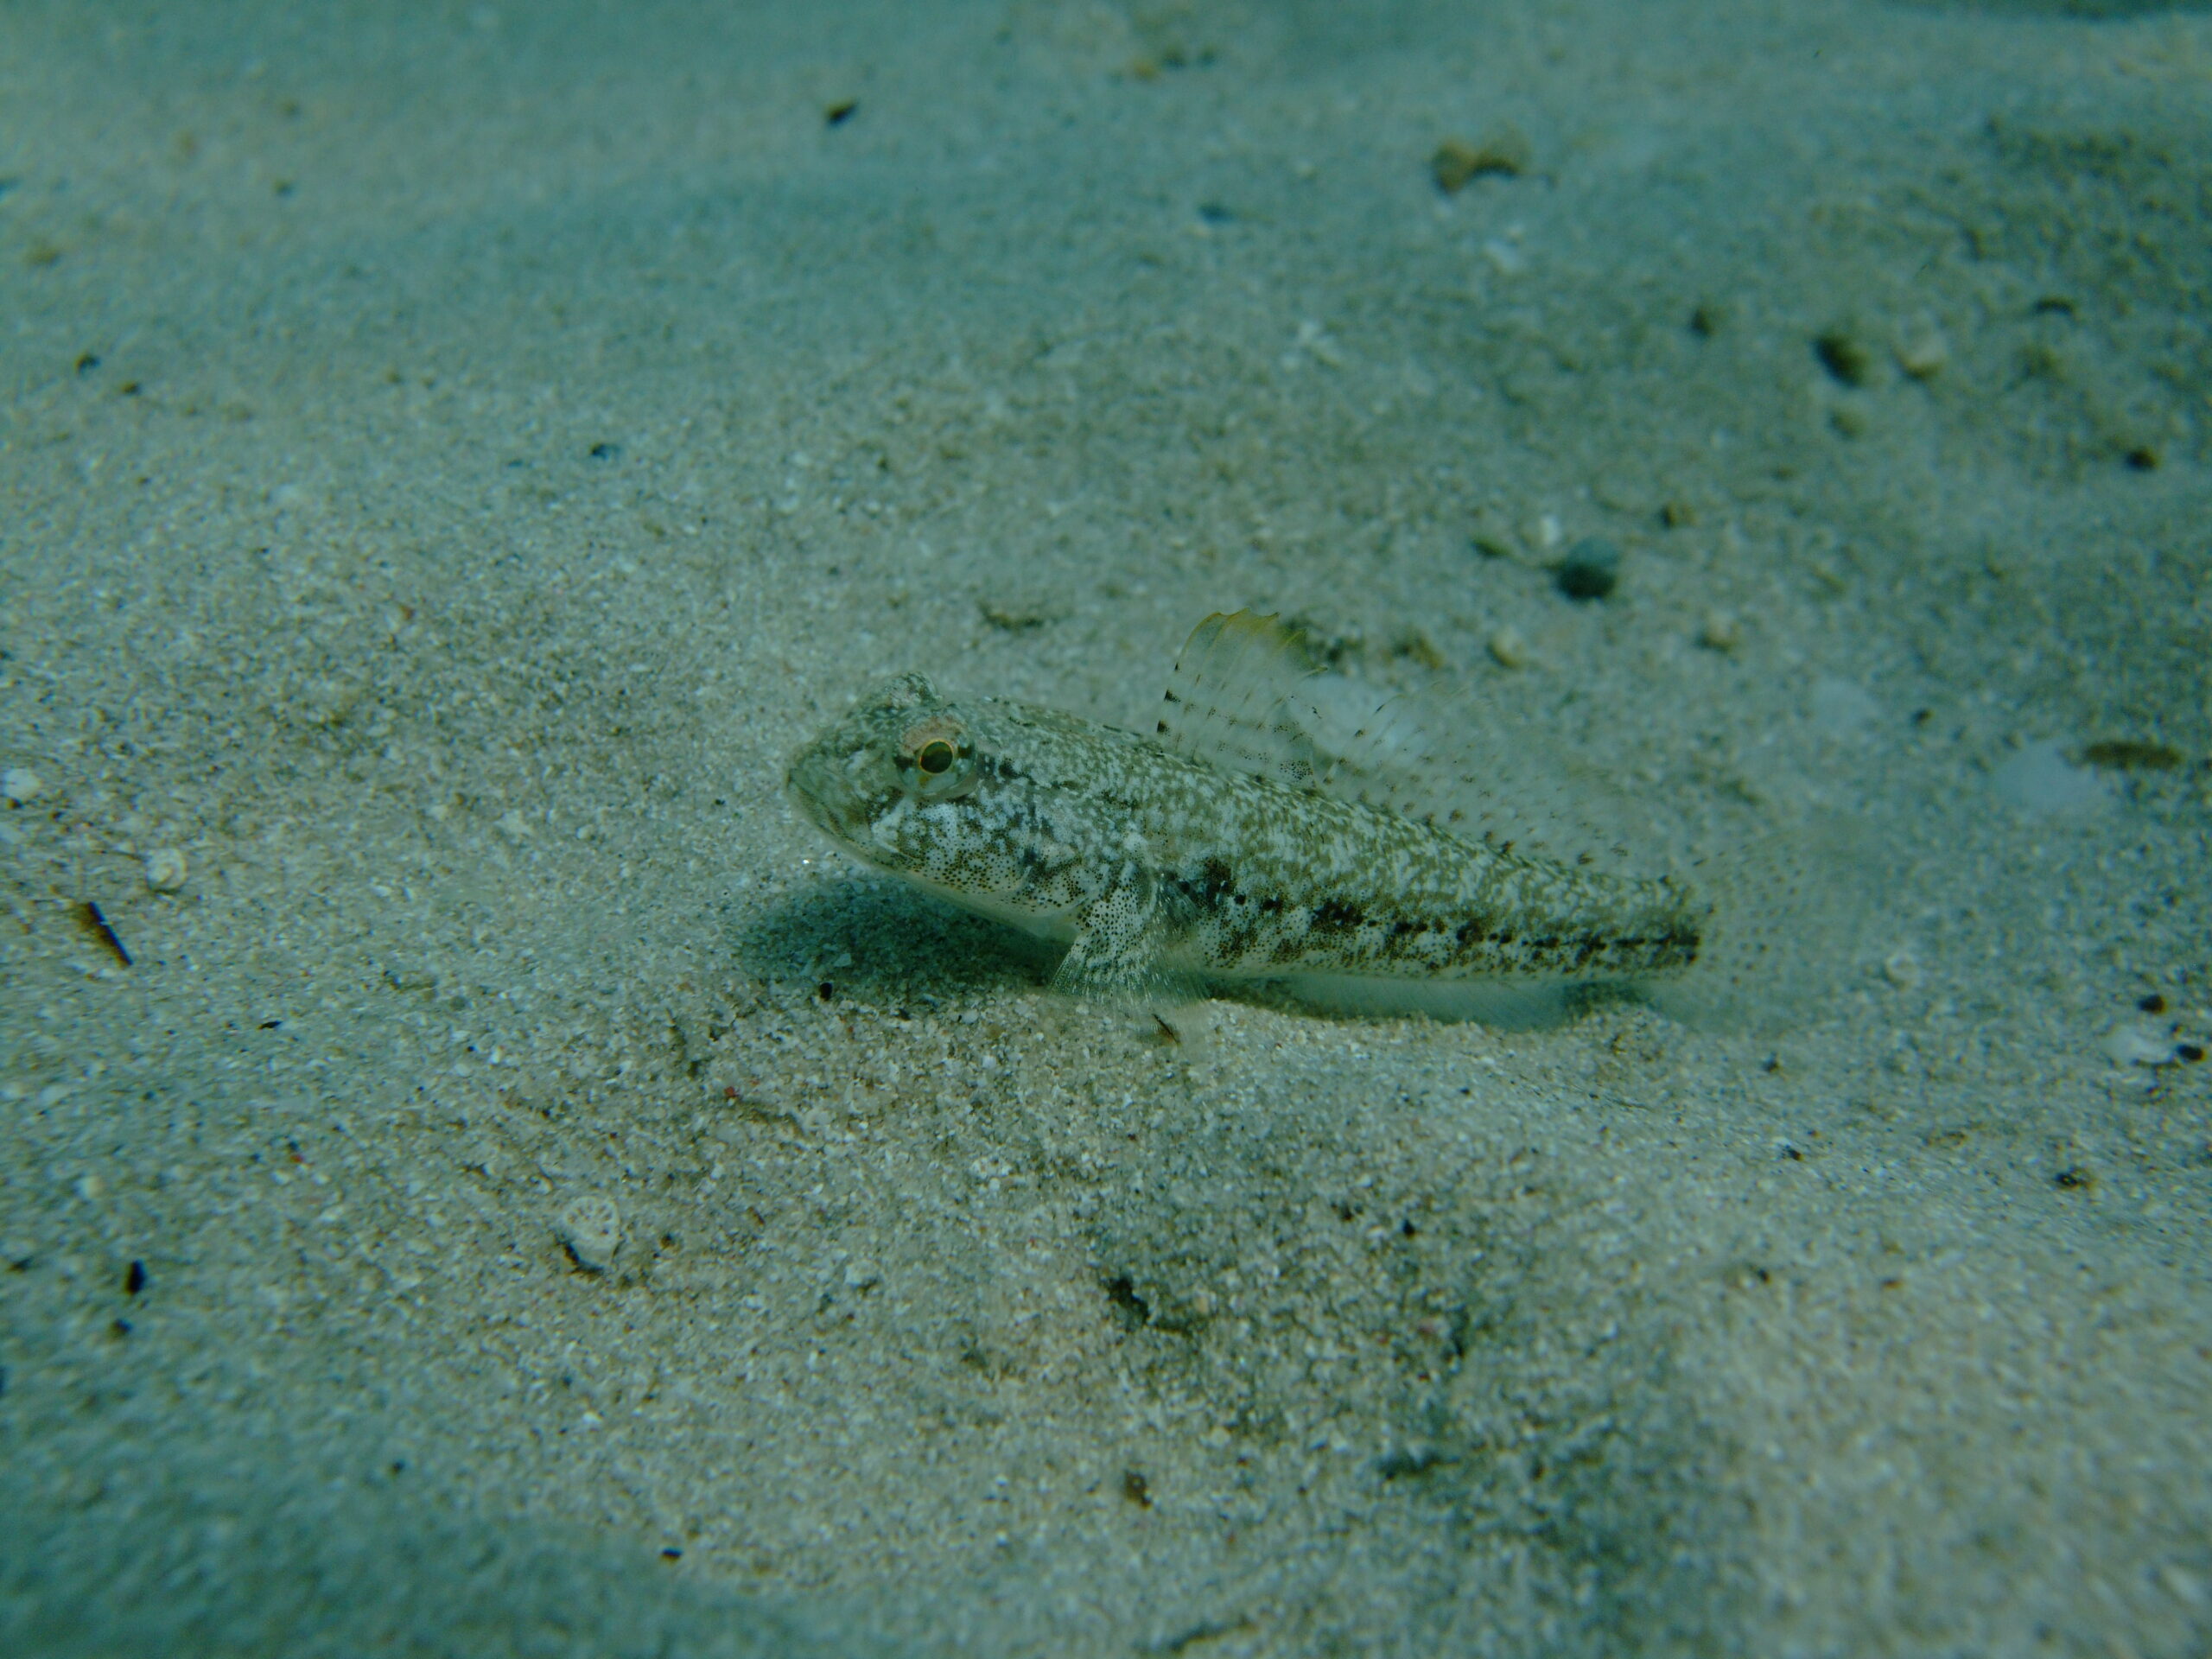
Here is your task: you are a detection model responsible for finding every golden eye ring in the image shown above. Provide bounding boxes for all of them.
[898,715,977,800]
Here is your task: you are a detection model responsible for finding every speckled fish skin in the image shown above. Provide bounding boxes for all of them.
[785,664,1709,1001]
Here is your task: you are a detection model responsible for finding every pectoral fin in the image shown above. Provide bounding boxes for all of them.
[1052,872,1189,1001]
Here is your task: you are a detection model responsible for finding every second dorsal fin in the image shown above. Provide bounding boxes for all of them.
[1297,681,1626,866]
[1159,610,1640,873]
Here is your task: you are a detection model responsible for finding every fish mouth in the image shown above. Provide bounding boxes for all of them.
[785,743,878,849]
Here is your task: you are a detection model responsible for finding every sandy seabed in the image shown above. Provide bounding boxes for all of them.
[2,2,2209,1654]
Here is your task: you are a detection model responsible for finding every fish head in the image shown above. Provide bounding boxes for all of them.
[785,671,990,872]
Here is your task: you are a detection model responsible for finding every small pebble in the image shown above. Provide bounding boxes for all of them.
[1881,949,1922,990]
[1430,126,1532,193]
[1469,505,1519,559]
[1812,677,1881,738]
[1480,237,1528,275]
[2081,739,2182,772]
[1897,328,1948,379]
[1698,612,1741,652]
[1993,741,2110,816]
[143,847,188,892]
[1554,538,1620,601]
[2101,1022,2175,1069]
[0,767,43,806]
[1814,328,1873,387]
[556,1193,623,1273]
[979,598,1064,632]
[1392,627,1445,671]
[1486,626,1531,669]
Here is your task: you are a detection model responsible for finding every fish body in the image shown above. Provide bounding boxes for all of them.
[785,613,1713,1008]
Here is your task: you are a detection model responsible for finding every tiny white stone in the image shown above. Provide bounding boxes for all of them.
[1486,626,1530,669]
[556,1192,622,1272]
[1897,327,1949,379]
[0,767,43,806]
[1993,741,2109,816]
[143,847,188,892]
[1482,238,1528,275]
[1881,949,1922,990]
[2101,1021,2174,1068]
[1811,677,1880,738]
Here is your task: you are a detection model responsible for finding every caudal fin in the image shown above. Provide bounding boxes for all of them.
[1649,813,1884,1033]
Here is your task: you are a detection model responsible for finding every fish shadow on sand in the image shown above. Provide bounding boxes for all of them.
[732,876,1055,1007]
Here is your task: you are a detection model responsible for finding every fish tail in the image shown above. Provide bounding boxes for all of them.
[1649,812,1885,1033]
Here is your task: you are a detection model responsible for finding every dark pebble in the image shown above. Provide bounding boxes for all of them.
[1555,538,1620,601]
[1815,329,1872,387]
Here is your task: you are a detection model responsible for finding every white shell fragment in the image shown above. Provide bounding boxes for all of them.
[556,1192,623,1272]
[2101,1022,2177,1069]
[1486,626,1531,669]
[0,767,43,806]
[1897,327,1949,379]
[143,847,188,892]
[1993,741,2110,816]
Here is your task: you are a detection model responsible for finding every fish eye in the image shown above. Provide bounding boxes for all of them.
[897,716,978,801]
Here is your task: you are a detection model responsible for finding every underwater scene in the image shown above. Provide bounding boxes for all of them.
[3,2,2208,1654]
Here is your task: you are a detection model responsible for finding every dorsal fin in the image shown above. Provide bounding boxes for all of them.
[1160,611,1647,873]
[1319,690,1628,863]
[1163,611,1652,870]
[1156,611,1325,791]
